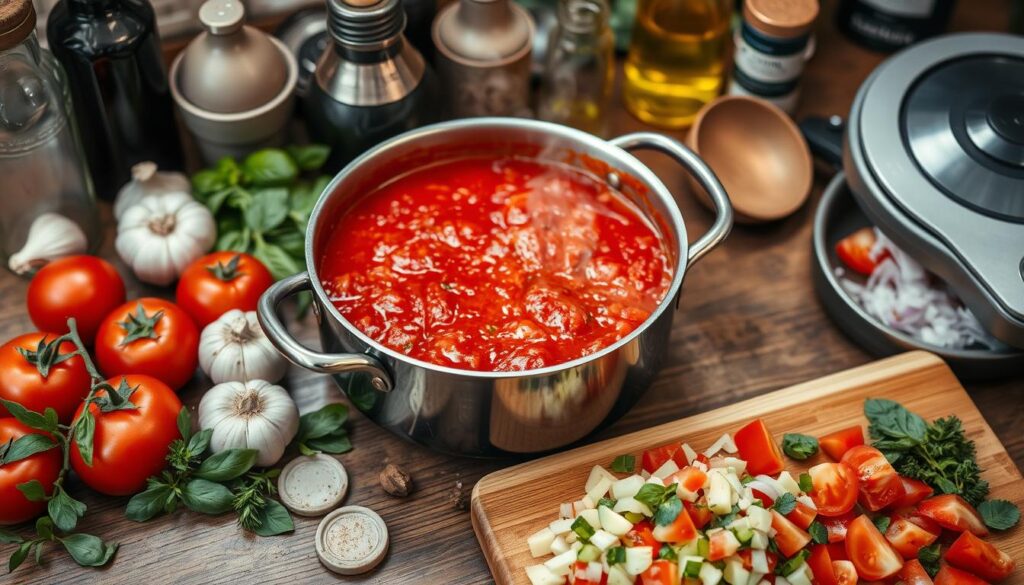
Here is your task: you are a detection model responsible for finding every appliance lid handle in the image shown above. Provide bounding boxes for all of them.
[257,272,393,392]
[610,132,733,268]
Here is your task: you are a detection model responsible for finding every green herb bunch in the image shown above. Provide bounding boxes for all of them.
[191,145,332,280]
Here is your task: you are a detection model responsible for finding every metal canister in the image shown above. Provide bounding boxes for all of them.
[432,0,535,118]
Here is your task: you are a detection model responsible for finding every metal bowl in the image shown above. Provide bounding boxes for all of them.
[259,118,732,456]
[813,172,1024,380]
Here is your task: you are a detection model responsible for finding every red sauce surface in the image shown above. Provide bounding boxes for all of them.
[319,156,673,371]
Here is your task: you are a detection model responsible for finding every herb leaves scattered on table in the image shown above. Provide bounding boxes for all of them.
[191,145,331,280]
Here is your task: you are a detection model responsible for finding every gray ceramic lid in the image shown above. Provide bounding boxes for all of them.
[177,0,290,113]
[315,506,389,575]
[434,0,533,64]
[278,454,349,517]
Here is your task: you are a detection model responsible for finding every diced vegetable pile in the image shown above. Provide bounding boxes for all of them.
[524,401,1019,585]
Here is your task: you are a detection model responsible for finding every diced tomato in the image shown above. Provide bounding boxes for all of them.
[809,462,859,517]
[944,531,1016,582]
[828,542,849,561]
[642,443,682,474]
[640,559,678,585]
[820,426,865,461]
[708,530,741,561]
[820,512,857,543]
[808,544,838,585]
[751,488,775,507]
[739,549,779,574]
[694,453,710,467]
[891,506,943,536]
[734,419,785,476]
[683,500,713,529]
[653,504,697,543]
[787,499,819,530]
[917,495,988,537]
[898,560,935,585]
[836,227,881,276]
[771,509,812,557]
[841,446,905,511]
[832,560,859,585]
[845,515,904,581]
[670,466,707,496]
[571,561,607,585]
[934,565,991,585]
[625,520,660,556]
[885,517,938,559]
[893,477,934,508]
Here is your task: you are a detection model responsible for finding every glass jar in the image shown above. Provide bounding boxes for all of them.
[538,0,615,136]
[0,0,98,272]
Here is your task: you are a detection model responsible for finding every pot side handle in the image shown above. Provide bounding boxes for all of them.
[257,272,394,392]
[610,132,733,269]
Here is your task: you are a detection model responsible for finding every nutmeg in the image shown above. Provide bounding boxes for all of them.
[379,463,413,497]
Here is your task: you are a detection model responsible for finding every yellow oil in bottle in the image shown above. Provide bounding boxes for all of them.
[623,0,732,128]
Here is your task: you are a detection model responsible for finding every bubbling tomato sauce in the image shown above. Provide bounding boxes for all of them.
[319,156,673,372]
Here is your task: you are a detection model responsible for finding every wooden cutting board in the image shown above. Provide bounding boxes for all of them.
[471,352,1024,585]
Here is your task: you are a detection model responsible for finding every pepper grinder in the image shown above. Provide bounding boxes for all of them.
[304,0,440,171]
[432,0,535,118]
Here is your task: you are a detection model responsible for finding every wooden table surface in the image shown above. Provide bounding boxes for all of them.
[3,2,1020,584]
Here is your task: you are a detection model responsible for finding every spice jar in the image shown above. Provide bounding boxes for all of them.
[728,0,818,114]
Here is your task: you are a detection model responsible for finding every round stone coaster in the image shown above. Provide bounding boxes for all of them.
[315,506,389,575]
[277,454,348,517]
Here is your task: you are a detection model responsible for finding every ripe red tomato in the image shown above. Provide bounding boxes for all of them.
[684,500,713,529]
[175,252,275,329]
[641,442,686,474]
[0,333,91,424]
[893,476,934,508]
[832,560,859,585]
[808,544,838,585]
[899,560,934,585]
[828,542,849,561]
[934,565,990,585]
[820,426,865,461]
[771,509,812,557]
[820,511,857,543]
[738,549,778,573]
[734,419,784,476]
[845,515,904,581]
[27,256,126,344]
[891,506,943,535]
[0,418,61,525]
[639,559,678,585]
[95,298,199,391]
[70,375,182,496]
[836,227,882,276]
[625,520,659,557]
[809,462,859,517]
[917,495,989,537]
[944,531,1015,582]
[841,445,905,511]
[787,499,819,530]
[885,517,938,559]
[653,502,696,542]
[669,466,707,496]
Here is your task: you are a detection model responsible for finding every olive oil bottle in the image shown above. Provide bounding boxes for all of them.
[623,0,732,128]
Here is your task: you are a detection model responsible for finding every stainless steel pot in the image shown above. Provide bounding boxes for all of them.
[258,118,732,456]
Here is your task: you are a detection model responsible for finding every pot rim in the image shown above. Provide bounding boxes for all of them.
[303,117,690,379]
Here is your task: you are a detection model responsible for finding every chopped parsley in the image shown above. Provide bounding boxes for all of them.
[772,492,797,515]
[782,433,819,460]
[610,454,635,474]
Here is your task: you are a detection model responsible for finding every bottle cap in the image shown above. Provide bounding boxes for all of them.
[744,0,818,38]
[277,454,349,517]
[199,0,245,35]
[0,0,35,51]
[315,506,389,575]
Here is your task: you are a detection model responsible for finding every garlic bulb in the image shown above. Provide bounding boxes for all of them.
[114,162,192,220]
[116,191,216,286]
[200,310,288,384]
[198,379,299,467]
[8,213,88,275]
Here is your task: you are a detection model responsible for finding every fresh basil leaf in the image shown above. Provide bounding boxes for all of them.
[0,530,22,545]
[204,187,235,215]
[9,541,32,572]
[177,407,192,442]
[216,156,243,185]
[286,144,330,171]
[73,410,95,466]
[772,492,797,515]
[48,488,87,532]
[0,433,56,465]
[125,482,176,522]
[798,473,814,493]
[59,533,118,567]
[808,521,828,544]
[16,479,48,502]
[243,149,298,187]
[192,169,229,196]
[251,499,295,537]
[610,454,635,474]
[35,517,53,540]
[297,403,349,442]
[187,429,213,461]
[195,449,258,482]
[978,499,1021,530]
[180,478,235,515]
[653,494,682,526]
[918,543,941,577]
[269,229,305,258]
[244,188,290,233]
[864,398,927,442]
[873,515,891,533]
[782,433,819,460]
[633,483,668,511]
[217,229,251,254]
[0,400,55,433]
[253,242,301,281]
[305,431,352,454]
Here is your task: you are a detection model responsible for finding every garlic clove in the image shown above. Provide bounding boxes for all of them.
[8,212,88,275]
[113,161,192,220]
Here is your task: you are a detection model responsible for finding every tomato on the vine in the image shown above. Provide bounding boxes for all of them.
[0,418,61,525]
[95,298,199,391]
[0,333,91,424]
[70,375,182,496]
[27,256,126,344]
[175,252,275,329]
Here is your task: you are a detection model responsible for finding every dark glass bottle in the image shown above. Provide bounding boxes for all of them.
[46,0,182,200]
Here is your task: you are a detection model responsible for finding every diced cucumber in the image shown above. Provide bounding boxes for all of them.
[527,527,556,558]
[544,549,578,577]
[723,558,751,585]
[599,506,634,537]
[525,564,564,585]
[624,512,645,524]
[699,562,724,585]
[578,543,601,563]
[611,475,646,499]
[681,556,704,579]
[624,546,653,575]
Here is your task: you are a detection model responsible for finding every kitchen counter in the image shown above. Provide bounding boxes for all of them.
[1,0,1018,582]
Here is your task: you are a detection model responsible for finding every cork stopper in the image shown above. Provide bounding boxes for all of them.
[744,0,818,38]
[0,0,36,51]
